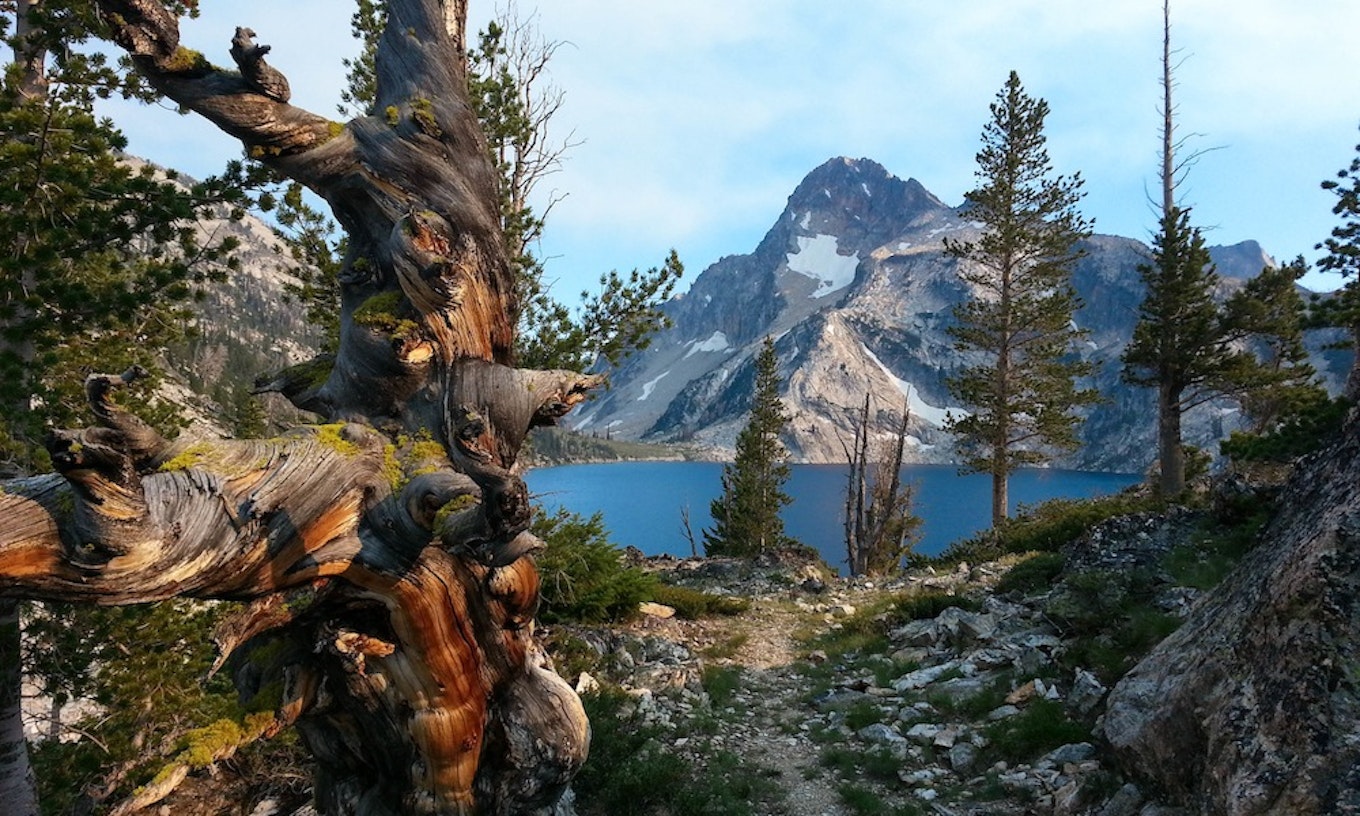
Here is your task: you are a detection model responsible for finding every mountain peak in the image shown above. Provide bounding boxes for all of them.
[787,157,940,214]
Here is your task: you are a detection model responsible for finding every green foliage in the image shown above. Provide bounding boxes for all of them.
[573,689,782,816]
[843,699,887,731]
[701,665,743,707]
[26,601,247,814]
[888,590,985,623]
[1164,510,1267,589]
[982,699,1089,763]
[1221,393,1351,463]
[517,251,684,371]
[649,584,750,619]
[820,745,902,784]
[993,552,1066,595]
[942,71,1098,526]
[1045,568,1181,683]
[1316,124,1360,347]
[705,337,796,557]
[0,72,243,468]
[940,491,1163,564]
[532,509,657,623]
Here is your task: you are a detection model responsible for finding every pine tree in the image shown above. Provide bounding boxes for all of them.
[1121,1,1269,496]
[1317,125,1360,399]
[0,5,250,811]
[943,71,1098,527]
[704,336,795,557]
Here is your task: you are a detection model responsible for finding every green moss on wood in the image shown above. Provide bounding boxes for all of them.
[314,424,362,457]
[158,443,216,472]
[353,290,419,338]
[411,97,441,137]
[433,493,480,529]
[385,105,400,126]
[163,46,211,73]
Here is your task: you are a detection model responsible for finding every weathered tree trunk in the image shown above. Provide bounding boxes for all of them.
[1158,381,1186,497]
[0,2,596,813]
[0,601,39,816]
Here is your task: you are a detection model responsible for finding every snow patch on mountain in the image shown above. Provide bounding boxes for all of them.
[684,331,732,359]
[638,371,670,401]
[787,234,859,299]
[861,344,957,427]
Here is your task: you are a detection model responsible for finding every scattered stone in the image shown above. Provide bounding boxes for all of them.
[1006,680,1038,704]
[638,601,676,619]
[857,723,906,746]
[806,649,828,664]
[904,722,943,745]
[1068,668,1107,717]
[1044,742,1096,765]
[892,661,959,691]
[574,671,599,695]
[987,704,1021,721]
[810,688,872,713]
[949,742,979,774]
[1098,782,1144,816]
[932,676,987,703]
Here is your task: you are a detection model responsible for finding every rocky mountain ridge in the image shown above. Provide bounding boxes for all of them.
[572,157,1351,471]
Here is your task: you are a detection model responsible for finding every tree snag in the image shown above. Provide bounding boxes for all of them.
[0,3,597,814]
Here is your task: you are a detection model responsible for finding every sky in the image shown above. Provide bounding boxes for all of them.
[101,1,1360,297]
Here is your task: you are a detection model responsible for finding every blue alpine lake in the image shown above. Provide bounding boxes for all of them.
[524,462,1140,569]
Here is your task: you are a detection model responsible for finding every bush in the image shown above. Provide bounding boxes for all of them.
[533,509,657,624]
[574,689,781,816]
[888,589,984,623]
[983,699,1089,763]
[650,584,751,619]
[993,552,1065,596]
[1220,395,1351,463]
[939,491,1162,564]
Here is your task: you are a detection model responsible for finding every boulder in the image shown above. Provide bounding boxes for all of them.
[1101,417,1360,815]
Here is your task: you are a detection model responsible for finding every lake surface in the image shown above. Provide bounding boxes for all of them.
[524,462,1140,569]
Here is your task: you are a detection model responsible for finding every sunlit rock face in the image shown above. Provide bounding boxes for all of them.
[1102,414,1360,814]
[574,156,1348,469]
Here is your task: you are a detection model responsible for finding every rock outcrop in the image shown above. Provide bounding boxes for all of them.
[573,156,1351,470]
[1101,415,1360,814]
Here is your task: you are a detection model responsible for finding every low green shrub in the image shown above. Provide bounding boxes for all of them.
[940,491,1163,564]
[533,509,657,624]
[993,552,1066,596]
[574,688,782,815]
[701,665,743,707]
[650,583,751,619]
[983,699,1089,763]
[837,783,925,815]
[1220,395,1351,463]
[888,589,984,623]
[1164,510,1269,590]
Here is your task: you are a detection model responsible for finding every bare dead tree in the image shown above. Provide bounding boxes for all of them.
[842,394,921,577]
[0,3,599,814]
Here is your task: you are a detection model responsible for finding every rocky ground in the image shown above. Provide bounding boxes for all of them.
[555,528,1211,816]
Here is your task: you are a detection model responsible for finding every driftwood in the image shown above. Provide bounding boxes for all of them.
[0,2,595,813]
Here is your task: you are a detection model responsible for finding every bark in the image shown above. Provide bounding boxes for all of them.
[0,601,39,816]
[1159,381,1186,497]
[0,3,598,813]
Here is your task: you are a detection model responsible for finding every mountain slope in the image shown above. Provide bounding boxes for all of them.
[573,157,1349,470]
